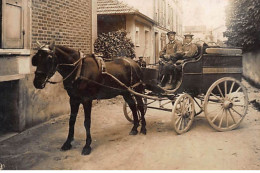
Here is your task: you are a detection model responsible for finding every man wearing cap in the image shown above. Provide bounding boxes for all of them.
[182,33,198,59]
[159,31,183,90]
[137,56,146,68]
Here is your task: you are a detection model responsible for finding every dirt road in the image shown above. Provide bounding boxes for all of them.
[0,80,259,170]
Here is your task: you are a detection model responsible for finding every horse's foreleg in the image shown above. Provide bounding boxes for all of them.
[61,97,80,151]
[82,99,92,155]
[123,94,139,135]
[135,96,146,135]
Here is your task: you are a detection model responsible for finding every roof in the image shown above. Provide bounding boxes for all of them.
[97,0,155,23]
[97,0,137,15]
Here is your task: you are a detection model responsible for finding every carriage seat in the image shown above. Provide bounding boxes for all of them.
[175,44,203,66]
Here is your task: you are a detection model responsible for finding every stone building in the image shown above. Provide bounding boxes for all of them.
[97,0,183,65]
[0,0,97,134]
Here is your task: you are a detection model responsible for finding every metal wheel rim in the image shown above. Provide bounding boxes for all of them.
[172,93,195,134]
[204,77,248,132]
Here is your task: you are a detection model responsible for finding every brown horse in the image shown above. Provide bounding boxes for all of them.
[32,43,146,155]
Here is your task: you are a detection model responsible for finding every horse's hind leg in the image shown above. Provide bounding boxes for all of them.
[82,99,93,155]
[123,94,139,135]
[61,97,80,151]
[135,96,146,135]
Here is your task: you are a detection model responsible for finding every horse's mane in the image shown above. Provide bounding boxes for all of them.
[55,45,78,54]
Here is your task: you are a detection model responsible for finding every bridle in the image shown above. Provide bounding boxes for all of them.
[35,46,86,85]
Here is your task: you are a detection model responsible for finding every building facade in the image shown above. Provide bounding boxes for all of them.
[0,0,97,133]
[97,0,183,65]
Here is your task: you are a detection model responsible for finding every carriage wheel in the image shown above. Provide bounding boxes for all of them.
[172,93,195,134]
[204,77,248,132]
[123,97,147,123]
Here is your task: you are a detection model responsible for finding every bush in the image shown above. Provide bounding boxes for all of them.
[94,30,136,60]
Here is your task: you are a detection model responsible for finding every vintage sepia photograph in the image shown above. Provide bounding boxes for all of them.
[0,0,259,170]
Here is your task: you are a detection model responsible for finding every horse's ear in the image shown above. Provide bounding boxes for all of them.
[36,41,42,49]
[49,41,55,50]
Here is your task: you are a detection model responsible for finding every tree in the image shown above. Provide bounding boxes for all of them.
[224,0,260,52]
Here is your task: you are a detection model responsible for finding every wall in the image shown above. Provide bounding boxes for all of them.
[243,50,260,86]
[31,0,93,54]
[0,0,95,133]
[20,74,70,130]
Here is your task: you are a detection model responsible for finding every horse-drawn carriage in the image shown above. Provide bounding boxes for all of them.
[123,43,248,134]
[32,41,248,155]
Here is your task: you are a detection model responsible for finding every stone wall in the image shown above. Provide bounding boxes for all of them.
[243,50,260,87]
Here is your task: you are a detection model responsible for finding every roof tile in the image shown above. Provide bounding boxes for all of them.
[97,0,138,14]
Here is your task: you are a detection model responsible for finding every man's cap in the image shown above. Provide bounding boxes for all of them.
[167,31,176,35]
[184,33,194,37]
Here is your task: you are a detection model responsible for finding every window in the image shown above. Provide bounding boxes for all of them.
[160,33,166,50]
[144,30,150,63]
[145,30,149,51]
[135,27,140,47]
[1,0,24,49]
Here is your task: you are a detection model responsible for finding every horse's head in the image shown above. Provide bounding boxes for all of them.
[32,42,58,89]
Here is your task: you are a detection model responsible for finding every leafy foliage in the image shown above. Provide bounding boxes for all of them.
[224,0,260,52]
[94,30,135,61]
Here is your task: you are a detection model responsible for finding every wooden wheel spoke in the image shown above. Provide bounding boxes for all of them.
[175,116,182,126]
[182,117,186,130]
[228,109,236,124]
[183,98,191,111]
[176,112,181,116]
[208,106,222,115]
[235,86,242,93]
[229,81,235,94]
[182,118,186,129]
[177,117,183,130]
[217,84,224,98]
[233,104,246,108]
[231,107,243,118]
[211,109,222,123]
[218,109,225,128]
[224,81,227,97]
[184,98,188,109]
[225,109,229,127]
[210,92,222,101]
[182,98,188,111]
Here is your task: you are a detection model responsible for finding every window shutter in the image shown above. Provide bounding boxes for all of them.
[2,0,23,49]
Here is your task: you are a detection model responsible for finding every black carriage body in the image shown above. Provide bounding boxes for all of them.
[142,46,243,95]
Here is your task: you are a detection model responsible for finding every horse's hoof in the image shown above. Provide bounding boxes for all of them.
[61,143,72,151]
[82,146,91,155]
[129,130,138,135]
[140,128,147,135]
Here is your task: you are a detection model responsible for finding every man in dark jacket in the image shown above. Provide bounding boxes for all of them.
[182,33,198,59]
[159,31,183,90]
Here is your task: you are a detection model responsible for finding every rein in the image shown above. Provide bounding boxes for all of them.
[45,49,144,95]
[47,50,86,84]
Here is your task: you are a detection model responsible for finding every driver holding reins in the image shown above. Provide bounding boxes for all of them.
[159,31,183,90]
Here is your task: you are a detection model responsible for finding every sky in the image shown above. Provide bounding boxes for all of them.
[182,0,229,29]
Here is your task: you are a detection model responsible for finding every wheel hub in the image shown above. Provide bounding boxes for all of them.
[223,100,233,109]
